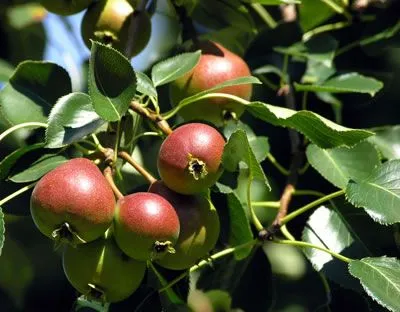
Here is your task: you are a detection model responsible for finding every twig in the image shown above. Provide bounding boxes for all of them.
[103,166,124,200]
[130,101,173,135]
[118,151,157,184]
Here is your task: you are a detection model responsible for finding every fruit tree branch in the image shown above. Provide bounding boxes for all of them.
[130,101,173,135]
[118,151,157,185]
[103,166,124,200]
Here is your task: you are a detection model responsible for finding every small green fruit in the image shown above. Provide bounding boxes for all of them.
[169,40,252,126]
[157,123,225,195]
[81,0,151,58]
[40,0,93,15]
[149,181,220,270]
[30,158,116,245]
[63,231,146,303]
[114,192,180,261]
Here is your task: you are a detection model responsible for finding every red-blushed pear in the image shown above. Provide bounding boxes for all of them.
[149,181,220,270]
[113,192,180,261]
[157,122,225,195]
[63,230,146,303]
[169,40,252,126]
[81,0,151,58]
[40,0,93,15]
[30,158,116,246]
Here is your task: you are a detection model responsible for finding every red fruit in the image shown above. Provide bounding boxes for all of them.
[30,158,116,245]
[149,181,220,270]
[157,123,225,195]
[113,192,180,261]
[169,40,252,126]
[63,231,146,303]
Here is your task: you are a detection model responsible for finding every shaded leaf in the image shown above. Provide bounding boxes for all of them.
[45,92,104,148]
[9,154,68,183]
[346,160,400,224]
[349,257,400,312]
[299,0,335,31]
[0,208,4,256]
[302,205,371,291]
[368,125,400,160]
[222,129,269,188]
[295,73,384,96]
[247,101,373,148]
[306,142,380,189]
[88,42,136,121]
[0,143,45,181]
[0,61,71,126]
[136,71,157,98]
[151,51,201,86]
[215,183,253,260]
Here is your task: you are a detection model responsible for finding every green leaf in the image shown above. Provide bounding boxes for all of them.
[222,129,269,189]
[295,73,384,96]
[45,92,104,148]
[244,0,300,4]
[0,61,72,126]
[299,0,335,31]
[0,208,4,256]
[368,125,400,160]
[0,143,45,181]
[174,0,199,14]
[0,59,15,82]
[175,76,261,108]
[7,3,46,29]
[302,205,371,291]
[9,154,68,183]
[151,51,201,87]
[88,42,137,121]
[306,142,381,189]
[215,183,253,260]
[136,71,157,98]
[346,160,400,225]
[247,102,374,148]
[349,257,400,312]
[275,34,338,67]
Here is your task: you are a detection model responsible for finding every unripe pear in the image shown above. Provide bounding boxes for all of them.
[81,0,151,58]
[157,123,225,195]
[63,231,146,303]
[149,181,220,270]
[30,158,116,245]
[113,192,180,261]
[40,0,93,15]
[169,40,252,126]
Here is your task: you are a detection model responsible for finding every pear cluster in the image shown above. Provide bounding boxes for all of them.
[29,122,225,303]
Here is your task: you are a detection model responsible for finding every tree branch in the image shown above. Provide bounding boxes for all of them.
[130,101,173,135]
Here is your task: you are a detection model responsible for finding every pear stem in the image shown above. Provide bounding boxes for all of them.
[118,151,157,185]
[103,166,124,200]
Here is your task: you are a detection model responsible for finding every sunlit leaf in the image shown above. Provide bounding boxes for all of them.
[306,142,380,189]
[151,51,201,86]
[346,160,400,224]
[349,257,400,312]
[368,125,400,160]
[247,101,373,148]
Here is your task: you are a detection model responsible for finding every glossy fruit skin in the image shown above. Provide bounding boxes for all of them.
[149,181,220,270]
[30,158,116,244]
[114,192,180,261]
[63,232,146,303]
[157,123,225,195]
[169,41,252,126]
[81,0,151,58]
[40,0,93,15]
